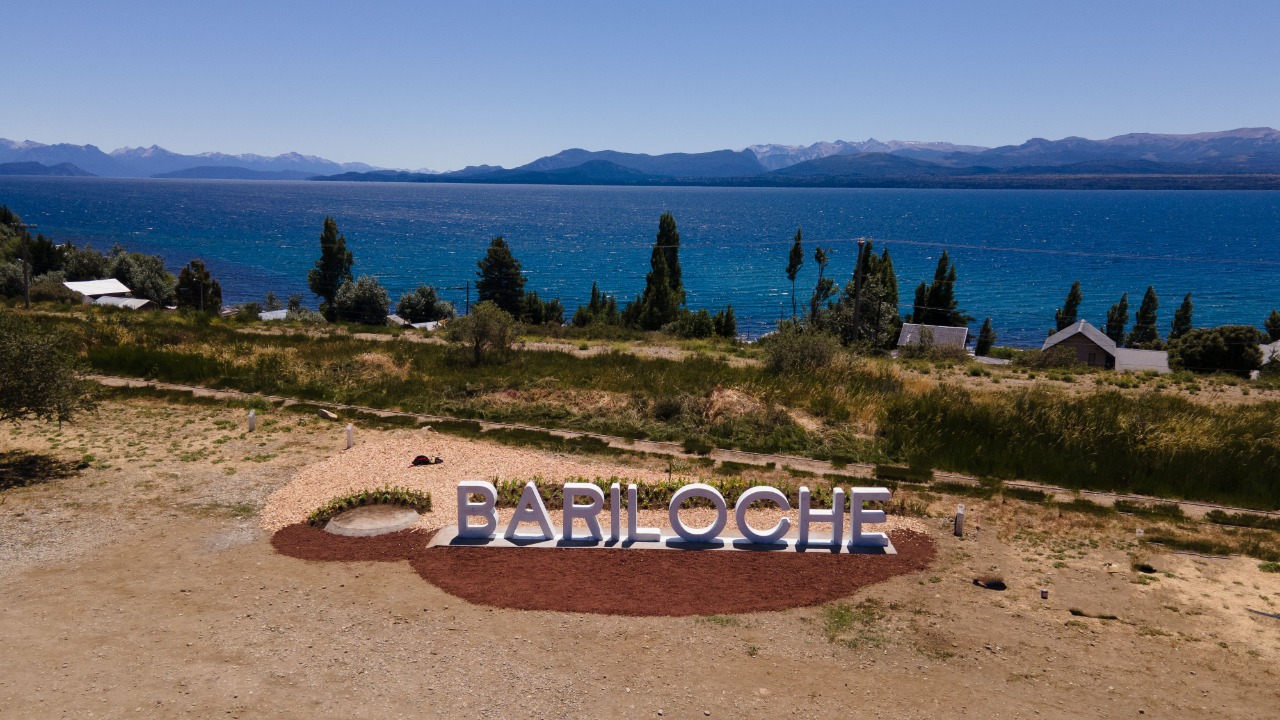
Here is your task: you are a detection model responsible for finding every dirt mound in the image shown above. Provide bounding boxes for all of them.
[271,524,935,616]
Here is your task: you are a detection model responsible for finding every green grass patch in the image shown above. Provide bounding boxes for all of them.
[1204,510,1280,532]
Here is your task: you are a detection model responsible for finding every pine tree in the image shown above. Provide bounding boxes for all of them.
[1105,292,1129,345]
[655,212,684,305]
[1169,292,1193,341]
[1266,309,1280,342]
[1055,281,1083,331]
[1127,285,1161,347]
[307,216,354,321]
[174,259,222,313]
[475,236,526,315]
[786,228,803,319]
[975,317,996,356]
[911,250,969,326]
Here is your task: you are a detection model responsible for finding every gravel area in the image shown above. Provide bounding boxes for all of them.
[262,430,925,538]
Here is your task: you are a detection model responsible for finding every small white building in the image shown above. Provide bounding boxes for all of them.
[259,309,288,321]
[93,296,152,310]
[897,323,969,351]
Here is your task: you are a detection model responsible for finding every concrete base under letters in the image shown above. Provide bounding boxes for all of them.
[324,505,421,537]
[428,525,896,554]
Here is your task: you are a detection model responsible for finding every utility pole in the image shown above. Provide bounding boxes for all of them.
[465,280,470,315]
[851,238,867,342]
[16,223,37,310]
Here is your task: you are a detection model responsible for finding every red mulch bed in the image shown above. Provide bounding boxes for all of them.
[271,524,936,616]
[271,523,437,562]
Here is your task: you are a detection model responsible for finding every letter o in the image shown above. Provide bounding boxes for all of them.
[734,486,792,545]
[668,483,727,542]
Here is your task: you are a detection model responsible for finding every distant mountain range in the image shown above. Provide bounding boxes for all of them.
[5,128,1280,189]
[0,138,381,178]
[0,161,95,177]
[320,128,1280,189]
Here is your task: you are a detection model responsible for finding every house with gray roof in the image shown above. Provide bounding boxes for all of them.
[1042,320,1170,373]
[897,323,969,351]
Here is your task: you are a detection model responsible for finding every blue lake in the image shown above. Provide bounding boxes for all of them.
[2,177,1277,345]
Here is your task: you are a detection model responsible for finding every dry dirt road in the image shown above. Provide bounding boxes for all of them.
[1,396,1278,719]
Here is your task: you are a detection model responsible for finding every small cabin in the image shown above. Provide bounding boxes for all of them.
[1042,320,1170,374]
[897,323,969,351]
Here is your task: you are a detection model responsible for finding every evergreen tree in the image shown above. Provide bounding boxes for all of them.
[809,246,835,322]
[633,251,680,330]
[713,305,737,338]
[975,318,996,356]
[1169,292,1193,341]
[627,215,685,330]
[572,282,621,327]
[475,236,526,315]
[174,259,222,313]
[911,250,969,326]
[785,228,803,320]
[1266,309,1280,342]
[655,212,684,304]
[1104,293,1129,345]
[263,291,283,312]
[1127,285,1161,347]
[307,216,354,321]
[1055,281,1083,331]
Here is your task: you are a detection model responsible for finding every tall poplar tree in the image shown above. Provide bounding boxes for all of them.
[1127,285,1161,347]
[1104,293,1130,345]
[809,246,835,322]
[307,216,354,321]
[655,212,684,305]
[1055,281,1083,331]
[475,236,527,315]
[786,228,803,319]
[1169,292,1193,341]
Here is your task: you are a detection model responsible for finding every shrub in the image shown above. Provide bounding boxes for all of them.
[0,313,97,424]
[666,308,716,339]
[396,284,456,324]
[1168,325,1265,377]
[1003,486,1049,503]
[234,302,262,322]
[1012,346,1081,370]
[762,322,839,374]
[447,301,516,364]
[333,275,391,325]
[874,464,932,483]
[1113,499,1185,520]
[1204,510,1280,532]
[306,485,432,526]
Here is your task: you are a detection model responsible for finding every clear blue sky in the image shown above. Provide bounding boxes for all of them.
[7,0,1279,170]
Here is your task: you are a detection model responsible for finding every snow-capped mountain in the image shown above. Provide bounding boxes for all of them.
[0,139,383,178]
[746,139,989,170]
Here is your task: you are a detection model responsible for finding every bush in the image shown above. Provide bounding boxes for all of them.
[1012,345,1082,370]
[447,301,516,364]
[333,275,391,325]
[234,302,262,322]
[396,284,456,324]
[1204,510,1280,532]
[1113,499,1185,520]
[1168,325,1265,377]
[0,313,97,424]
[762,322,839,374]
[666,308,716,339]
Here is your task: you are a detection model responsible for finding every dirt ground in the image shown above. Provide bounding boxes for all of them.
[2,396,1278,719]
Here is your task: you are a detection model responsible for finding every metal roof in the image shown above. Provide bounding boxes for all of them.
[1042,320,1116,352]
[897,323,969,349]
[259,309,288,321]
[1114,348,1171,373]
[63,278,131,297]
[93,295,151,310]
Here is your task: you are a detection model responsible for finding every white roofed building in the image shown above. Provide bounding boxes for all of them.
[63,278,131,300]
[897,323,969,351]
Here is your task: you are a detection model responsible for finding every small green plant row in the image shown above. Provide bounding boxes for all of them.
[306,485,433,526]
[1113,499,1186,520]
[1142,531,1280,563]
[1205,509,1280,533]
[491,476,884,511]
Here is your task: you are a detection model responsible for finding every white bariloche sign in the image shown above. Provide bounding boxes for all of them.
[453,480,892,551]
